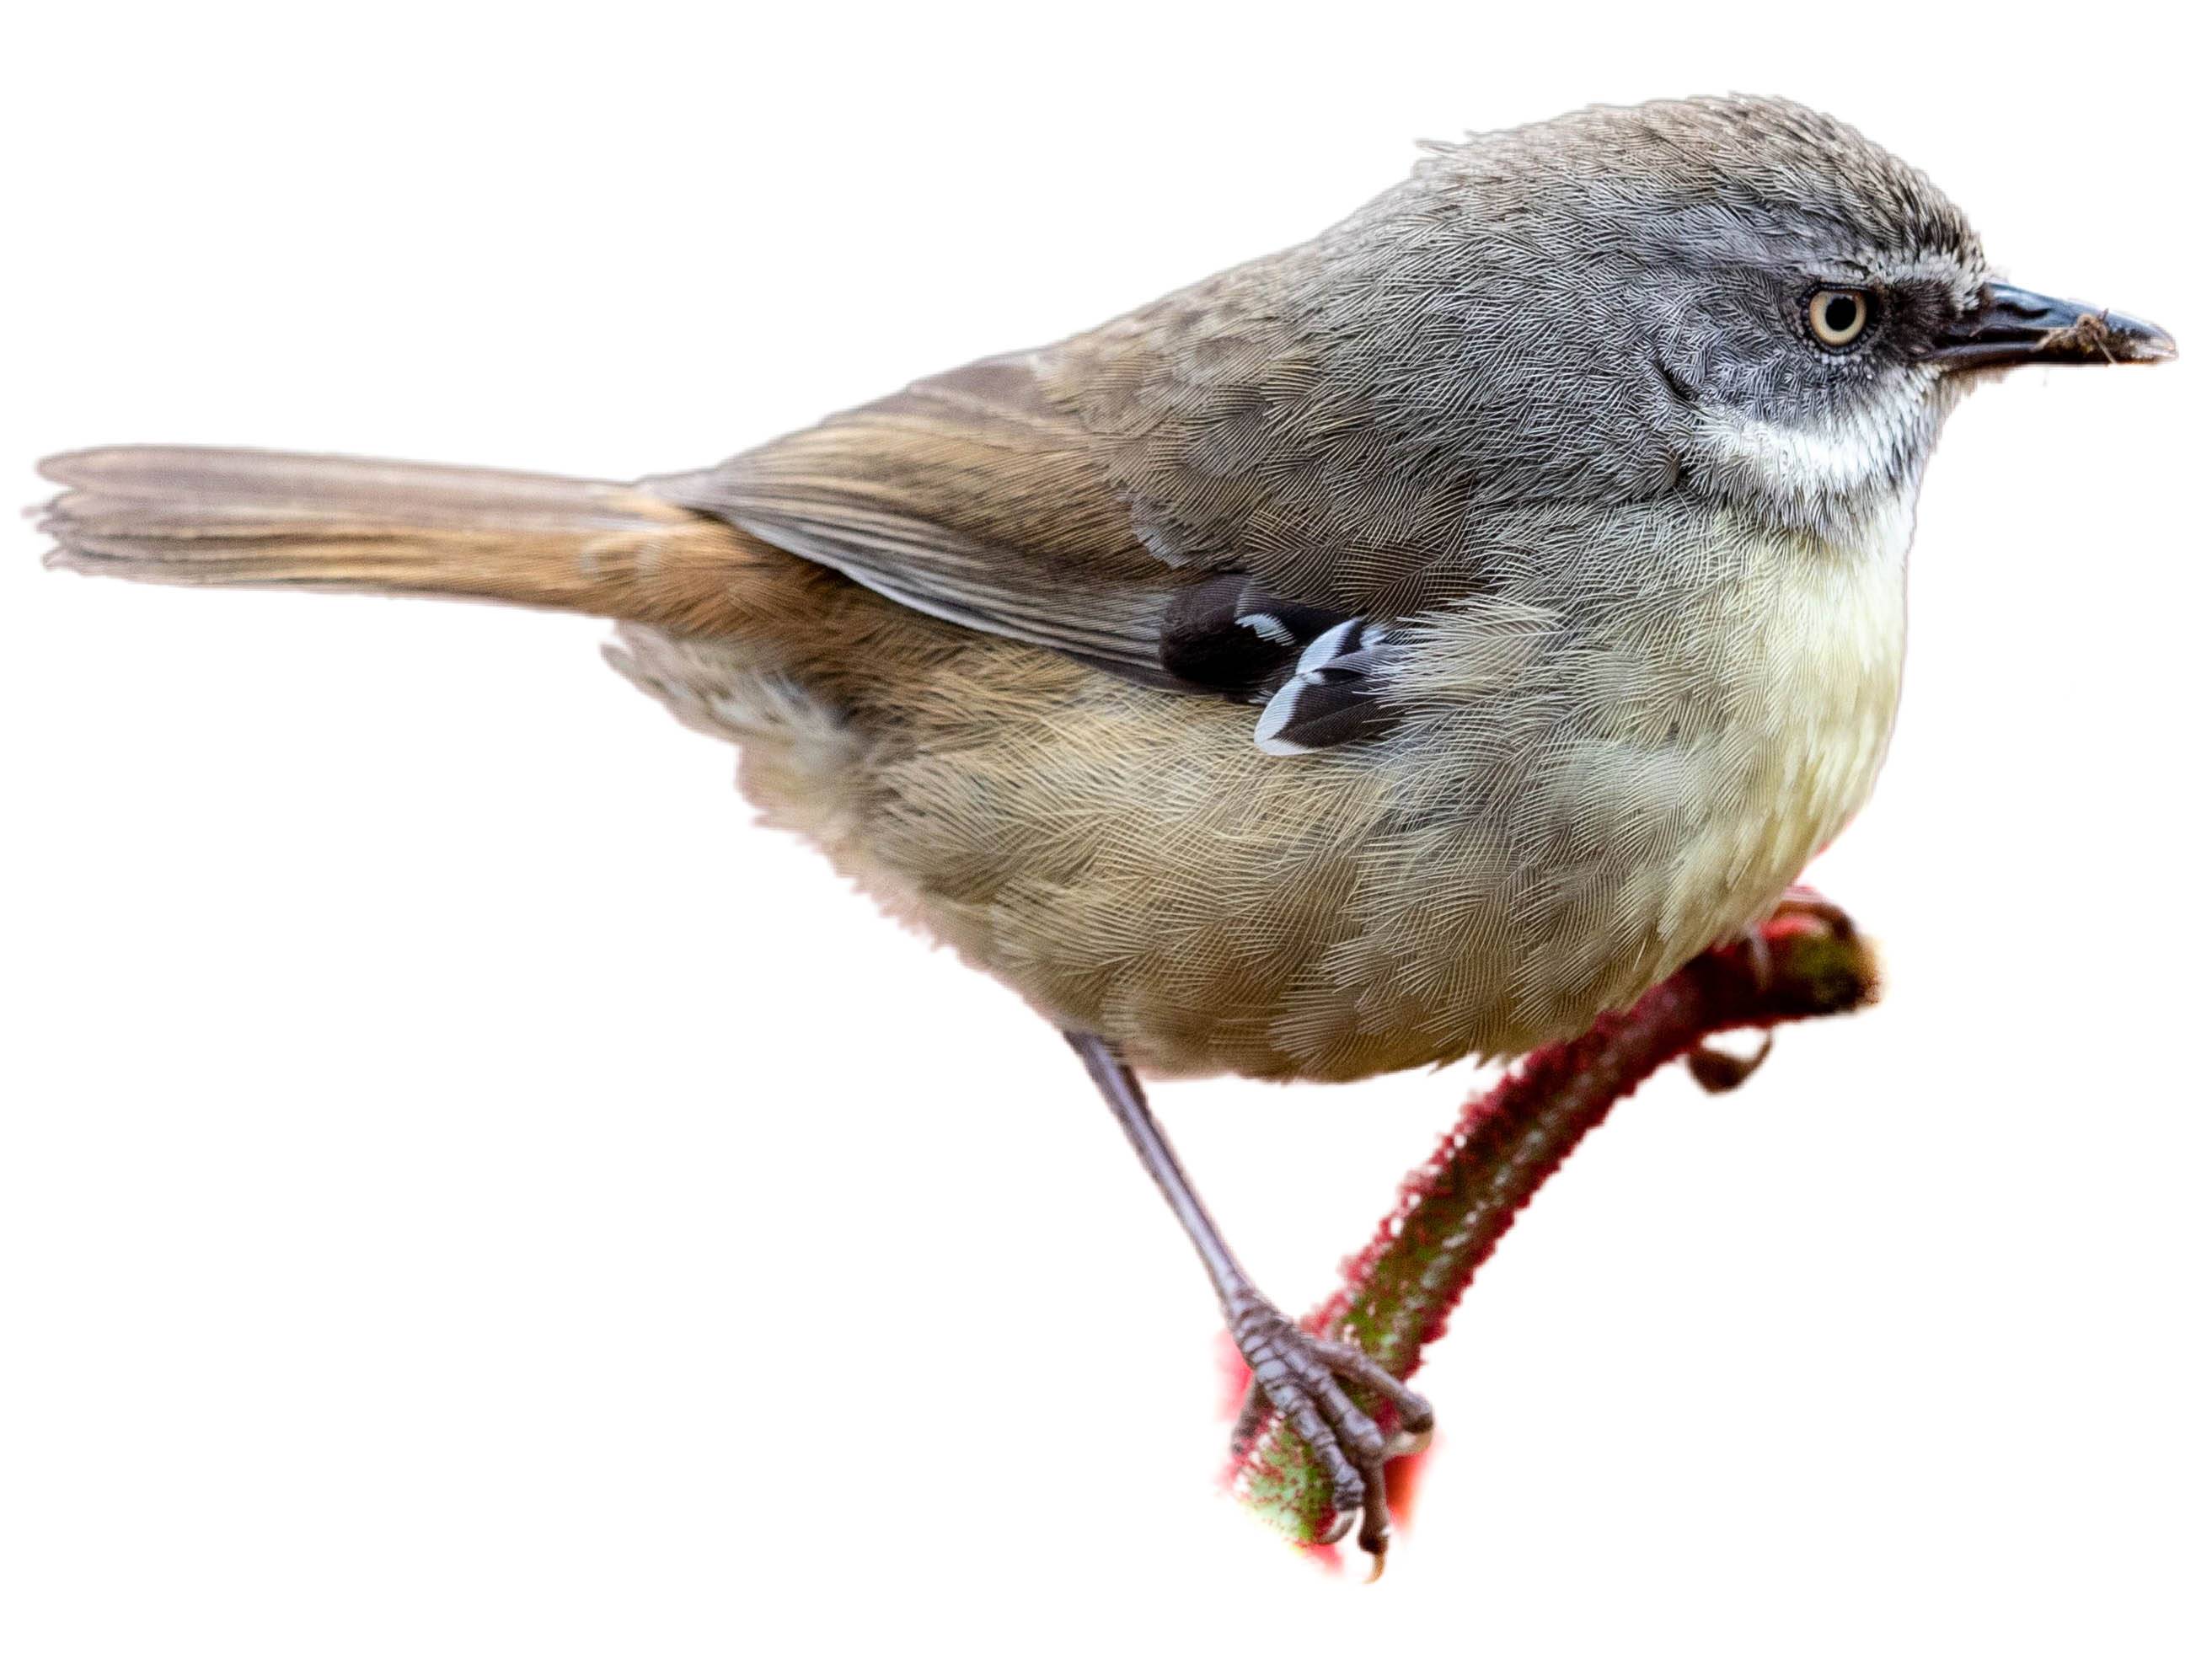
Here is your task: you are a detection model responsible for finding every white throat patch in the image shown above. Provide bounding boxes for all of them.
[1690,367,1947,533]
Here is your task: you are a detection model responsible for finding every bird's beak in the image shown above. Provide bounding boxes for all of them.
[1931,282,2177,372]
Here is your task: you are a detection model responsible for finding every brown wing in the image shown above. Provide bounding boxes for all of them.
[640,254,1508,747]
[647,350,1192,682]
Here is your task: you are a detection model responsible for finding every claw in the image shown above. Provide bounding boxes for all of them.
[1686,1031,1774,1094]
[1382,1423,1433,1459]
[1354,1453,1392,1565]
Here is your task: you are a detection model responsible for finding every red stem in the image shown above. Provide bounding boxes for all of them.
[1230,905,1879,1542]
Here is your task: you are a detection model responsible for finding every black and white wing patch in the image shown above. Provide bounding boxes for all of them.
[1157,575,1395,757]
[1251,617,1395,755]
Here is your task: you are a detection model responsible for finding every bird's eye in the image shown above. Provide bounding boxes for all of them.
[1807,288,1872,349]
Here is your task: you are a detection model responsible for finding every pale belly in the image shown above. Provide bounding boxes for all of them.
[1118,516,1915,1080]
[610,511,1909,1084]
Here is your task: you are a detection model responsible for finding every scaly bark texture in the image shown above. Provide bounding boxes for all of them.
[1230,902,1879,1544]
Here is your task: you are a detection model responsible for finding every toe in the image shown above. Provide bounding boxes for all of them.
[1310,1335,1433,1437]
[1228,1379,1272,1459]
[1288,1347,1387,1464]
[1256,1365,1364,1514]
[1776,886,1855,939]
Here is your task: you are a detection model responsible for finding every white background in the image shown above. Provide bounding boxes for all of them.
[3,4,2205,1654]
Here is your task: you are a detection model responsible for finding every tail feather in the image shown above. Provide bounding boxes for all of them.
[38,445,763,630]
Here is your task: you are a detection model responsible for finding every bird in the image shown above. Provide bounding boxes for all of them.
[35,93,2175,1564]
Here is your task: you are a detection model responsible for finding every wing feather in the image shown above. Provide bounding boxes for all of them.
[642,272,1468,752]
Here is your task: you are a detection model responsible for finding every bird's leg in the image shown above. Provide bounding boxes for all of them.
[1064,1032,1433,1564]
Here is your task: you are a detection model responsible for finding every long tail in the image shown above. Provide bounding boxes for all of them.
[38,446,763,632]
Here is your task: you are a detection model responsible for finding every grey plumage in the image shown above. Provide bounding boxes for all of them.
[34,90,2175,1567]
[613,95,1996,1072]
[40,94,2172,1084]
[40,94,2174,1081]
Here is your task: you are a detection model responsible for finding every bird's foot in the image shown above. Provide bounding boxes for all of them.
[1767,886,1856,941]
[1739,888,1852,987]
[1692,887,1852,1093]
[1224,1293,1433,1571]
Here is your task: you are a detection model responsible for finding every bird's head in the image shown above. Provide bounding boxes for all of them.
[1363,95,2175,541]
